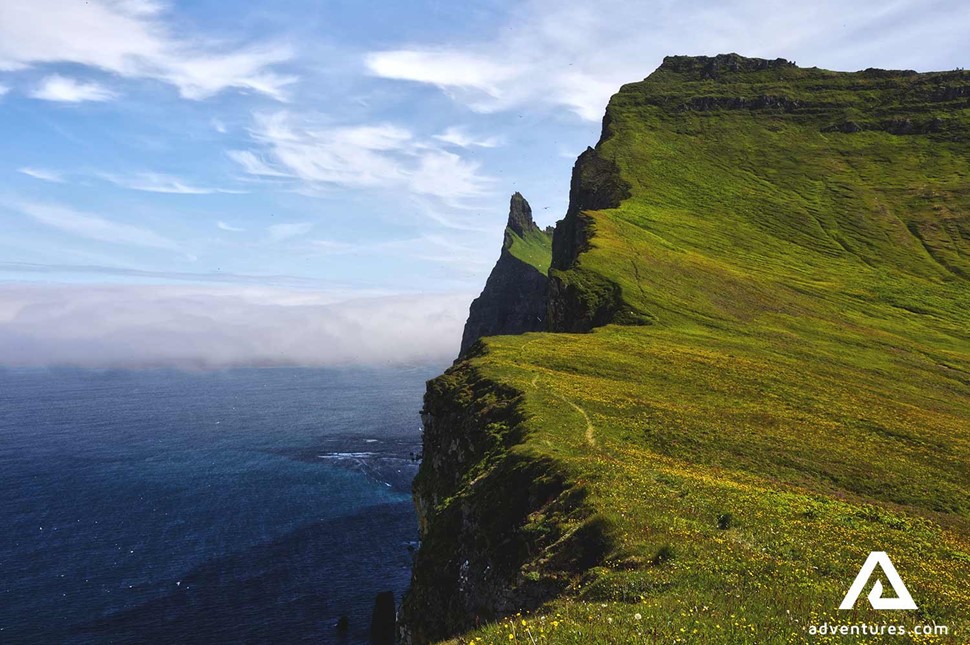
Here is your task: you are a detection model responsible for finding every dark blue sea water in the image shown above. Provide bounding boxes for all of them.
[0,365,441,644]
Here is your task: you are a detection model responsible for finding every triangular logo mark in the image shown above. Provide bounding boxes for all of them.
[839,551,917,610]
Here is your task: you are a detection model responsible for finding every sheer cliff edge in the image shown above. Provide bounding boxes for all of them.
[401,54,970,644]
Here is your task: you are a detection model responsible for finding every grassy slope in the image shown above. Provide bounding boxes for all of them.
[508,226,553,273]
[444,59,969,644]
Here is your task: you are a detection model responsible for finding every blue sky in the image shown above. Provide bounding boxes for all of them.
[1,0,968,367]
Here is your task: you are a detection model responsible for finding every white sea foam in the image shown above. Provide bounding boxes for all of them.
[318,452,377,459]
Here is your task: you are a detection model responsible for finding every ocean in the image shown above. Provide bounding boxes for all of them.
[0,364,442,644]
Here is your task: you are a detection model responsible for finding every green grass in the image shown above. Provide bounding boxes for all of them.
[507,226,553,273]
[417,56,969,644]
[447,321,968,643]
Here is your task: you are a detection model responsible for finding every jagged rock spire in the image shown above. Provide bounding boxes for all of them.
[507,192,537,236]
[459,191,551,356]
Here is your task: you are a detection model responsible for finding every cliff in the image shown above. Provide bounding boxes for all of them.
[399,363,598,643]
[546,146,642,332]
[459,193,552,355]
[402,54,970,643]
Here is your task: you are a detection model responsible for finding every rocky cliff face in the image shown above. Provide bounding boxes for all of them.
[459,193,551,355]
[462,146,639,349]
[399,192,613,644]
[400,96,635,645]
[547,146,635,332]
[399,364,585,644]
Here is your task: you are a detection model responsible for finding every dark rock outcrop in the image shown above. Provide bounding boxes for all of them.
[547,146,634,332]
[459,193,551,355]
[335,615,349,634]
[658,53,796,78]
[550,147,630,273]
[506,191,535,237]
[369,592,395,645]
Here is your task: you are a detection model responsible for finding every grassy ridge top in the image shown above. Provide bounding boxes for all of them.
[507,226,553,273]
[577,54,969,334]
[443,56,969,643]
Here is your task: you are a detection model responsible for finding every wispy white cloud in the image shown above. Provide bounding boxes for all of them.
[217,221,245,232]
[18,167,64,182]
[232,111,493,205]
[309,239,358,254]
[226,150,291,178]
[211,118,228,134]
[0,0,294,100]
[30,75,116,102]
[366,50,516,99]
[16,200,179,251]
[413,235,491,267]
[416,198,495,233]
[16,167,241,194]
[99,171,242,194]
[268,221,313,241]
[247,115,410,188]
[0,283,470,368]
[433,126,503,149]
[409,151,490,201]
[0,83,9,96]
[366,233,494,269]
[0,261,368,291]
[365,0,970,121]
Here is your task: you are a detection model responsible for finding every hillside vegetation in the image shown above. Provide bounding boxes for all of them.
[405,55,969,644]
[508,226,553,274]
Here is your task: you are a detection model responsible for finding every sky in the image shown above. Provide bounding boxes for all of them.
[0,0,967,367]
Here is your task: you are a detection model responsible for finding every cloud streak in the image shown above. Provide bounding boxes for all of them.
[29,74,116,102]
[0,0,294,100]
[231,111,494,206]
[268,222,313,241]
[99,171,242,194]
[0,261,375,291]
[365,0,970,121]
[14,167,238,194]
[0,284,470,368]
[18,167,64,182]
[433,126,503,149]
[16,200,179,251]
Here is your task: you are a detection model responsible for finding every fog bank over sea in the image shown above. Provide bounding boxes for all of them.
[0,283,471,369]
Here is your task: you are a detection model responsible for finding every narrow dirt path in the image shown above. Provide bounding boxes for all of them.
[565,398,597,448]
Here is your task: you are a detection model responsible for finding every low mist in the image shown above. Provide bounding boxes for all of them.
[0,284,472,369]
